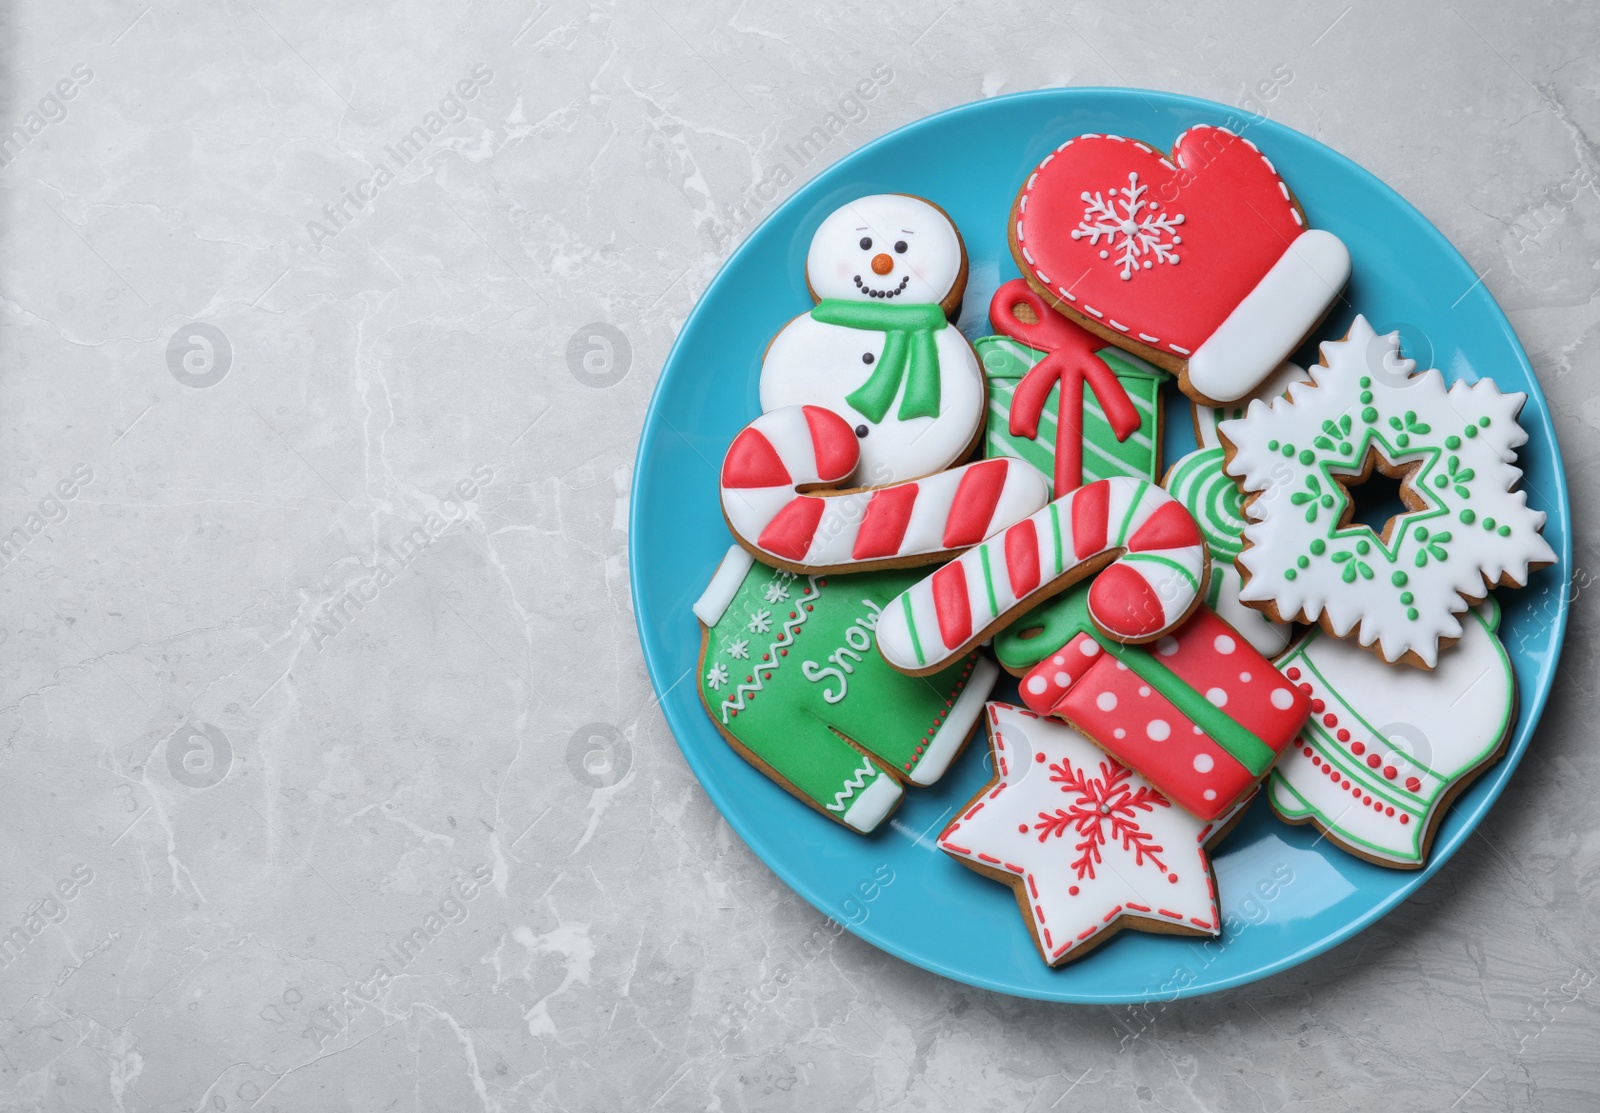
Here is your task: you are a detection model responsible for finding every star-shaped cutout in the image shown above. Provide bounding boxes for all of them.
[940,704,1240,966]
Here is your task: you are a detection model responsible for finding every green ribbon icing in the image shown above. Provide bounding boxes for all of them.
[812,299,947,423]
[995,588,1277,777]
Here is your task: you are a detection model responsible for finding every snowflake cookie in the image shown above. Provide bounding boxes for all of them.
[1219,315,1557,668]
[938,704,1244,966]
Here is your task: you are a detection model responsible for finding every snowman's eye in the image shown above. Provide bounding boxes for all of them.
[894,241,907,254]
[858,237,872,250]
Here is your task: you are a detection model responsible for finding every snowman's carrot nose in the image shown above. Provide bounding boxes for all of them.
[871,253,894,275]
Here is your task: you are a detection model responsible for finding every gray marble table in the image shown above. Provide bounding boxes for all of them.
[1,0,1596,1109]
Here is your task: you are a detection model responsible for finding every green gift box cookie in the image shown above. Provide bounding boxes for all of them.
[975,335,1164,498]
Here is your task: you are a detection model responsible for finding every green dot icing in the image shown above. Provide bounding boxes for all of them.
[1406,607,1419,620]
[1434,475,1447,488]
[1310,539,1327,555]
[1400,591,1414,605]
[1285,569,1297,580]
[1299,450,1314,465]
[1464,425,1478,438]
[1498,525,1511,536]
[1360,391,1373,404]
[1446,435,1461,449]
[1391,571,1407,586]
[1356,539,1371,555]
[1416,527,1429,541]
[1297,555,1309,569]
[1460,509,1475,524]
[1484,517,1496,530]
[1479,416,1491,427]
[1359,376,1371,387]
[1268,440,1279,451]
[1361,407,1378,423]
[1282,443,1295,457]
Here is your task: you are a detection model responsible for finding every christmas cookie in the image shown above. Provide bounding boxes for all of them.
[1009,126,1350,406]
[720,405,1049,573]
[1163,447,1290,656]
[994,584,1309,821]
[695,546,998,833]
[761,194,985,484]
[1219,315,1558,667]
[876,477,1208,676]
[981,278,1165,496]
[1270,597,1515,867]
[938,703,1246,965]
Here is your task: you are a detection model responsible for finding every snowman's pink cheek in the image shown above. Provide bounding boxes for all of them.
[912,264,929,281]
[836,261,852,277]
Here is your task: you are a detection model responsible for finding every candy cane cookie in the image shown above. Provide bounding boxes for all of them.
[721,404,1050,574]
[877,477,1208,675]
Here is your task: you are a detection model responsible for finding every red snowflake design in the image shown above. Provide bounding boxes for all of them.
[1034,757,1171,880]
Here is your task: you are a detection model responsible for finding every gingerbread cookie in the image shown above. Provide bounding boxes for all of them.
[981,278,1165,496]
[1009,126,1350,406]
[719,405,1049,574]
[1270,597,1515,867]
[993,584,1309,821]
[1219,315,1558,667]
[761,194,984,484]
[876,477,1208,676]
[694,547,997,833]
[938,703,1247,965]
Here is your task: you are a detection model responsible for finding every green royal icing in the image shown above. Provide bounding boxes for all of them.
[698,561,979,817]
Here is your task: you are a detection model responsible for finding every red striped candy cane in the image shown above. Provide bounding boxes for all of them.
[720,406,1050,573]
[876,477,1208,674]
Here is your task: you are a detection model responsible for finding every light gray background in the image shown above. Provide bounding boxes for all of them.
[0,0,1596,1109]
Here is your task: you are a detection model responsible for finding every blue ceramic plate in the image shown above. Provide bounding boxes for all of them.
[629,88,1571,1002]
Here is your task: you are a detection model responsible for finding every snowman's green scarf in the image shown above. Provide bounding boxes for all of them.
[811,299,948,423]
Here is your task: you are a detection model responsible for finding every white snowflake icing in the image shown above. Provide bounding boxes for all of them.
[1072,171,1185,281]
[747,609,772,634]
[1219,315,1557,667]
[726,637,751,660]
[706,662,729,690]
[763,581,790,604]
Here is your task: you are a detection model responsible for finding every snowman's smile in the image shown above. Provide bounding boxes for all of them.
[852,274,910,299]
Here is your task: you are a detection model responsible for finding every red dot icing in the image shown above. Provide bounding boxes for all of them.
[1337,729,1350,742]
[1366,754,1382,769]
[1405,776,1422,793]
[1383,766,1397,780]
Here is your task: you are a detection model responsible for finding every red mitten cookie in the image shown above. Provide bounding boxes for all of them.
[1010,126,1350,406]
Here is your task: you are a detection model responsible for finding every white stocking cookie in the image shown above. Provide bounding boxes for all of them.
[761,194,985,483]
[1220,315,1557,667]
[938,703,1246,965]
[1269,598,1515,867]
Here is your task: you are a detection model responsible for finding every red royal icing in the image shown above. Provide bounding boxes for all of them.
[943,459,1011,548]
[1014,127,1305,357]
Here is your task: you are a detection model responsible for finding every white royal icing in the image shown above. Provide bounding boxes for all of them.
[938,704,1234,964]
[1221,315,1556,666]
[1186,229,1350,403]
[1269,599,1514,865]
[805,194,964,306]
[761,312,983,484]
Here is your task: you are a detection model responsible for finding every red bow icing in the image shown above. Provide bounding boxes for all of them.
[989,279,1143,495]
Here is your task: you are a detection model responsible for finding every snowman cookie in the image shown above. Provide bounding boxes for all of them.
[761,194,986,483]
[939,703,1247,965]
[1270,597,1515,867]
[1219,316,1558,668]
